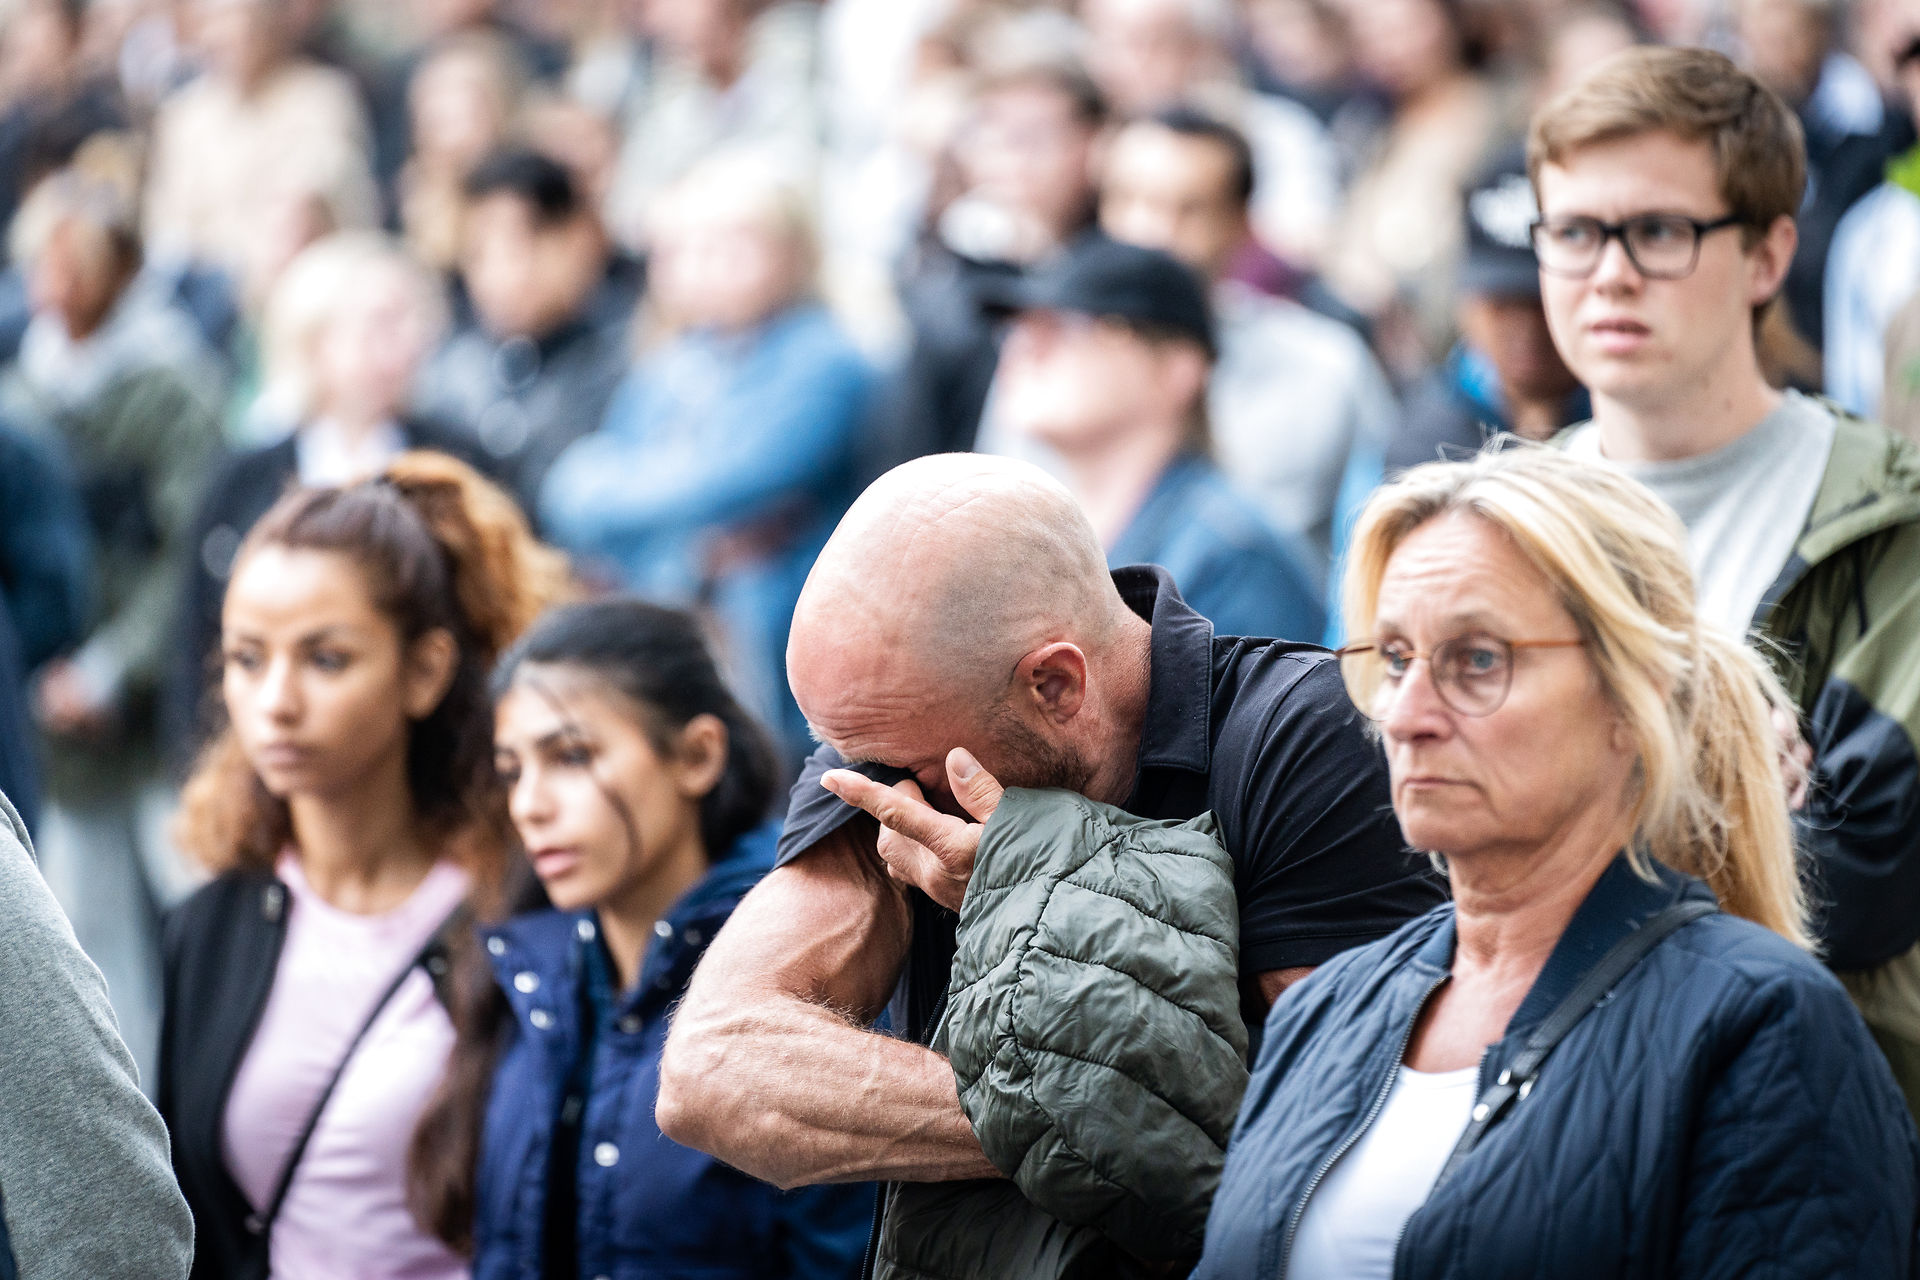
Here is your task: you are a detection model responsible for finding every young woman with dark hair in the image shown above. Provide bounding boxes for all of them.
[424,597,872,1278]
[157,451,571,1280]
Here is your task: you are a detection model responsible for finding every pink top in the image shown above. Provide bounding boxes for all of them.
[223,852,473,1280]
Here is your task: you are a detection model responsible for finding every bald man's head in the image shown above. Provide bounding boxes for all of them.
[789,454,1143,797]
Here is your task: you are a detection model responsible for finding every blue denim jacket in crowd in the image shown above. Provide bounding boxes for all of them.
[1109,451,1326,644]
[535,302,873,603]
[472,823,875,1280]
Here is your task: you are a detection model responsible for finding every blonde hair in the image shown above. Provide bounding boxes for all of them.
[257,231,447,425]
[1342,444,1809,947]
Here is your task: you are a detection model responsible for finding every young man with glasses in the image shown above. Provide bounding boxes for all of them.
[1531,45,1920,1118]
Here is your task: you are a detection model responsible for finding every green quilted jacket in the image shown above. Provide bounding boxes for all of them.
[873,787,1249,1280]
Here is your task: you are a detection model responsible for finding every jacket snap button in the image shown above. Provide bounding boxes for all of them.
[685,928,702,946]
[514,971,540,993]
[653,920,673,938]
[530,1009,553,1030]
[244,1213,265,1235]
[619,1015,641,1034]
[594,1142,620,1167]
[576,918,597,941]
[1472,1103,1490,1122]
[486,936,506,956]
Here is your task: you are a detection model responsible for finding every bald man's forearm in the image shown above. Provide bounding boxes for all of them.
[659,990,1000,1187]
[657,835,1002,1188]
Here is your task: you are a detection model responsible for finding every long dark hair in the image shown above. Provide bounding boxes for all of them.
[411,597,779,1252]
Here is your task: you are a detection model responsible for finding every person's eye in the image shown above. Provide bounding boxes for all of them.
[552,740,593,769]
[1547,219,1596,248]
[1456,642,1506,677]
[310,649,351,673]
[224,647,261,673]
[1379,642,1414,678]
[494,756,520,786]
[1633,217,1687,246]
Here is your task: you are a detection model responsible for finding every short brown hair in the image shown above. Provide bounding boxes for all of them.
[1527,46,1805,241]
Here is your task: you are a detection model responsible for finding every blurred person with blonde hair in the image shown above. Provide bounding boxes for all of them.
[169,231,497,766]
[602,0,823,253]
[540,156,872,762]
[0,156,225,1075]
[143,0,378,281]
[399,29,526,274]
[1197,444,1919,1277]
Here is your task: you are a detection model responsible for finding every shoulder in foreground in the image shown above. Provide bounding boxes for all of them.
[163,867,278,942]
[1662,909,1849,1000]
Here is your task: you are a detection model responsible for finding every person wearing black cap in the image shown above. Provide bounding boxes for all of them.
[992,234,1325,640]
[1385,146,1586,475]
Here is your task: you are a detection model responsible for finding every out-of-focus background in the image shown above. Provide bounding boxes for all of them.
[1,0,1915,1081]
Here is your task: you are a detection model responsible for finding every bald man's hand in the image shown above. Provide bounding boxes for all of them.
[822,748,1005,912]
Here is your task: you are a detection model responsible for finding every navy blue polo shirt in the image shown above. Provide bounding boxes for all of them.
[775,564,1443,1044]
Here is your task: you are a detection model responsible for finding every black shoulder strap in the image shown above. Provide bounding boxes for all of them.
[1430,897,1715,1192]
[242,905,466,1240]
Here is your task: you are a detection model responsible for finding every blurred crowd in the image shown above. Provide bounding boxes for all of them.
[2,0,1920,1114]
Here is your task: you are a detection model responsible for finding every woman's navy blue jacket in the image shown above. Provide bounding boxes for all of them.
[1196,855,1920,1279]
[473,823,874,1280]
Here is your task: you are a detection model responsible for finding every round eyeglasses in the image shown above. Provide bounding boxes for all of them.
[1530,213,1744,281]
[1334,634,1585,720]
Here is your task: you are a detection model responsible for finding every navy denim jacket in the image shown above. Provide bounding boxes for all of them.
[1196,856,1920,1280]
[473,823,874,1280]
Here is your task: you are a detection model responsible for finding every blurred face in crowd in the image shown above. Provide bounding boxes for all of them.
[494,669,721,912]
[222,546,454,803]
[29,218,134,341]
[1082,0,1211,116]
[1537,9,1640,103]
[410,45,513,170]
[643,0,749,80]
[240,186,333,314]
[1100,122,1247,282]
[1242,0,1352,94]
[1348,0,1467,99]
[1535,130,1793,420]
[1459,292,1579,406]
[1736,0,1830,104]
[1366,513,1632,863]
[193,0,288,91]
[311,261,436,425]
[1,0,82,96]
[463,192,606,340]
[997,310,1208,456]
[959,80,1101,247]
[651,210,805,332]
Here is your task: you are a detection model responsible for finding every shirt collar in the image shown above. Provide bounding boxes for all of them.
[1113,563,1213,777]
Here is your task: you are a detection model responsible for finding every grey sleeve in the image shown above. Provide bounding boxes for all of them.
[0,796,194,1279]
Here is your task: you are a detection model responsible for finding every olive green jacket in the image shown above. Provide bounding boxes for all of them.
[1752,409,1920,1112]
[873,788,1248,1279]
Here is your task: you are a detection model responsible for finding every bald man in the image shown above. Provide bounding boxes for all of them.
[657,455,1442,1205]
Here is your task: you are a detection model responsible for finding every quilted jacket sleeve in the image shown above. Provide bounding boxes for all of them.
[1671,964,1920,1279]
[935,788,1249,1263]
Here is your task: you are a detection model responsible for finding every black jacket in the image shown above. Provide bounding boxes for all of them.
[156,869,461,1280]
[162,417,492,765]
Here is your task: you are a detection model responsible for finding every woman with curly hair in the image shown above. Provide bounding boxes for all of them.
[157,451,569,1280]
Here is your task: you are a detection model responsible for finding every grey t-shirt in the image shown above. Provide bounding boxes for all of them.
[1563,391,1836,636]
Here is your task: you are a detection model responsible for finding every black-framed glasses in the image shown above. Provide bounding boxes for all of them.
[1334,634,1585,720]
[1530,213,1744,280]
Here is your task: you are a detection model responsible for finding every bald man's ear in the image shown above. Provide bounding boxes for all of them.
[1016,642,1089,725]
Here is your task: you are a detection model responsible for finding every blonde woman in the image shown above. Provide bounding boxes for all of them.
[1195,446,1918,1279]
[168,233,498,762]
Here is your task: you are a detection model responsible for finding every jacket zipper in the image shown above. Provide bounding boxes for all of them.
[1276,968,1450,1280]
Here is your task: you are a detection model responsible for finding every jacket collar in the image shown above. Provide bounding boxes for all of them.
[484,823,776,1019]
[1114,564,1214,779]
[1756,405,1920,620]
[1412,853,1713,1036]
